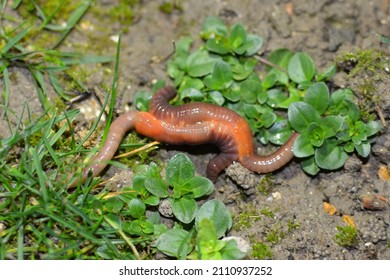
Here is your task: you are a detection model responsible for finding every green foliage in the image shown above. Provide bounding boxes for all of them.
[126,153,234,259]
[191,219,246,260]
[334,225,359,247]
[132,16,383,176]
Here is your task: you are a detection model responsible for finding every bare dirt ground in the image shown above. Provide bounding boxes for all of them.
[1,0,390,259]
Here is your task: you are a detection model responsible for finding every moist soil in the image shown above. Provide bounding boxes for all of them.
[1,0,390,259]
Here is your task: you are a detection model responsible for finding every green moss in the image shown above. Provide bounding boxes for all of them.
[265,225,285,244]
[257,174,274,195]
[159,1,183,14]
[251,241,272,260]
[336,48,389,120]
[259,207,275,218]
[334,225,358,247]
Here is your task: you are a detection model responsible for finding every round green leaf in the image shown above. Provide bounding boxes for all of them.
[304,82,330,115]
[206,38,230,55]
[182,176,214,198]
[144,177,169,198]
[287,52,315,83]
[123,220,141,235]
[293,134,315,158]
[229,24,246,49]
[243,34,263,56]
[186,49,218,77]
[171,197,198,224]
[241,80,262,104]
[300,156,320,175]
[355,141,371,157]
[308,122,325,147]
[166,153,195,188]
[128,198,146,219]
[201,16,228,39]
[209,91,225,106]
[156,228,192,259]
[288,102,321,133]
[268,48,293,69]
[104,197,124,214]
[266,88,287,108]
[315,140,348,170]
[195,199,232,238]
[365,120,382,137]
[267,120,293,145]
[180,87,205,101]
[321,115,343,138]
[203,61,233,90]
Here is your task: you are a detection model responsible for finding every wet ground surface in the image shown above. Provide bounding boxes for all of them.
[1,0,390,259]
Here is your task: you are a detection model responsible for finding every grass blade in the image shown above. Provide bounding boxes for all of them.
[1,27,30,54]
[102,32,122,144]
[52,0,91,49]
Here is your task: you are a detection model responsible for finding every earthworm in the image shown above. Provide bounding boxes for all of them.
[70,86,298,187]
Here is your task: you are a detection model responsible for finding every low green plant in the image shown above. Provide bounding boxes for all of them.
[136,16,382,176]
[334,225,359,248]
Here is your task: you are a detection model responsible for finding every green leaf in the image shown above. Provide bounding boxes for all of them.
[243,34,263,56]
[196,199,232,238]
[123,220,141,235]
[316,64,336,82]
[203,61,233,90]
[206,38,230,55]
[144,196,160,206]
[134,90,152,111]
[201,16,228,39]
[171,197,198,224]
[104,197,124,214]
[288,102,321,133]
[266,89,287,108]
[178,76,204,92]
[300,156,320,175]
[241,80,262,104]
[166,153,195,188]
[229,57,257,81]
[180,87,205,101]
[186,49,218,77]
[209,91,225,106]
[156,228,193,259]
[221,239,247,260]
[223,83,241,102]
[321,115,343,138]
[268,48,293,69]
[267,120,294,145]
[315,140,348,170]
[293,134,315,158]
[128,198,146,219]
[182,176,214,198]
[229,24,246,49]
[104,213,122,230]
[304,82,330,115]
[365,121,381,137]
[287,52,315,83]
[144,177,169,198]
[307,122,324,147]
[355,141,371,157]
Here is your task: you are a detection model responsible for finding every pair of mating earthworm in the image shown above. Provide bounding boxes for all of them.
[71,86,298,187]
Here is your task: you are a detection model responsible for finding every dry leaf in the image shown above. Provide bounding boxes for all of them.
[342,215,356,228]
[378,165,390,180]
[323,202,338,215]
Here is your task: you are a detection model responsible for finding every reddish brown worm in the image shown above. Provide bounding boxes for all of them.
[70,86,298,187]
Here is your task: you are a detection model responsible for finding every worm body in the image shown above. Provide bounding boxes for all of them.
[71,86,298,186]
